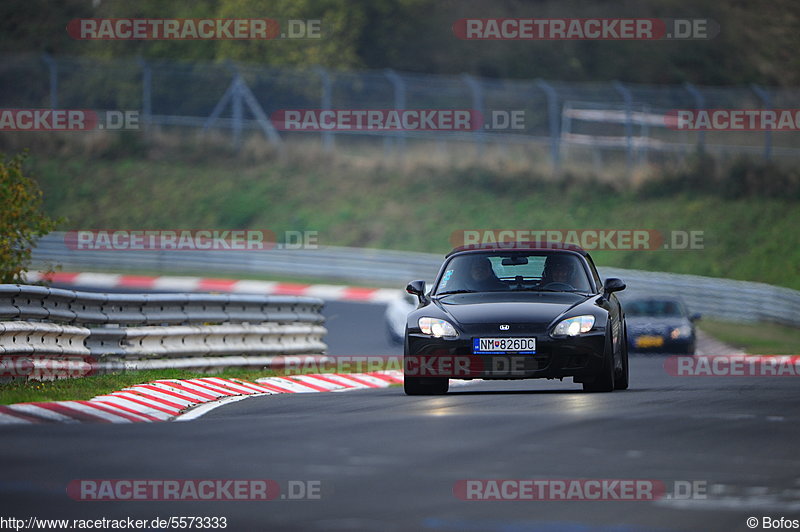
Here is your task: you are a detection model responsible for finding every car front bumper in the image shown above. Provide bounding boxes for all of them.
[405,330,607,380]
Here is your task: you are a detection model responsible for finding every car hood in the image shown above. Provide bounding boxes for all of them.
[433,292,591,325]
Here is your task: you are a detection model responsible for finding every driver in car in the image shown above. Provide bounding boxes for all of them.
[465,256,508,292]
[541,256,579,288]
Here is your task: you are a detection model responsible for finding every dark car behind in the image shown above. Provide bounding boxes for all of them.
[625,297,700,354]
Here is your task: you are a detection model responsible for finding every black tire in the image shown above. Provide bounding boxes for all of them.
[614,324,630,390]
[684,340,696,356]
[404,376,450,395]
[583,332,616,393]
[403,334,449,395]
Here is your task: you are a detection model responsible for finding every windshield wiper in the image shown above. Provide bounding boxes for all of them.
[520,287,591,295]
[519,287,562,292]
[436,289,478,295]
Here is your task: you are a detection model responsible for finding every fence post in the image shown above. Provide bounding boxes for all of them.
[204,66,281,148]
[137,58,152,130]
[231,74,244,149]
[613,80,634,174]
[384,69,406,156]
[41,53,58,109]
[535,80,561,175]
[751,84,772,160]
[237,77,282,147]
[461,74,485,156]
[561,101,572,167]
[639,103,650,165]
[315,67,334,152]
[683,82,706,152]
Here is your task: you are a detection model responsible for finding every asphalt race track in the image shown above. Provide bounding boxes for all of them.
[322,301,401,356]
[1,300,798,531]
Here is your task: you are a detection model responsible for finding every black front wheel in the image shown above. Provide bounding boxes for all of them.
[614,325,630,390]
[583,333,616,393]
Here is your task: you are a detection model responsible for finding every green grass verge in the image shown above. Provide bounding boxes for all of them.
[26,153,800,290]
[698,319,800,355]
[0,364,399,406]
[0,368,280,405]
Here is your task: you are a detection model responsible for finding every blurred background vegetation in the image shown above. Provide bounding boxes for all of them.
[2,0,800,86]
[1,0,798,290]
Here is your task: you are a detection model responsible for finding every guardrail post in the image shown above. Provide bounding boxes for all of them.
[461,74,485,156]
[613,81,634,175]
[384,69,406,157]
[684,82,706,152]
[41,53,58,109]
[315,67,334,152]
[535,80,561,175]
[751,84,772,160]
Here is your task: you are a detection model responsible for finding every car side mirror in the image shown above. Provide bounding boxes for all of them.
[690,313,702,322]
[406,280,428,304]
[603,277,626,294]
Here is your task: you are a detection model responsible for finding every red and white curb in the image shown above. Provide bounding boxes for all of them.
[24,271,401,304]
[0,371,405,426]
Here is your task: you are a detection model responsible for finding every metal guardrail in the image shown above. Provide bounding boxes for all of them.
[0,283,324,325]
[0,285,327,379]
[30,233,800,327]
[602,268,800,328]
[31,233,440,284]
[0,321,90,356]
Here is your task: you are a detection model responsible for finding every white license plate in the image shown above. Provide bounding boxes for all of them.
[473,337,536,354]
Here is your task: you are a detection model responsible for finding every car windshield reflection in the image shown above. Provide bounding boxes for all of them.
[434,252,593,295]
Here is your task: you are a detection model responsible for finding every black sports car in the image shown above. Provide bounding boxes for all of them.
[625,297,700,355]
[403,242,629,395]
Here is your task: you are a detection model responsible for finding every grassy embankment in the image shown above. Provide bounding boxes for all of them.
[24,142,800,290]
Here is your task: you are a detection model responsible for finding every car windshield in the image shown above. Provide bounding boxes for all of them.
[434,252,592,294]
[626,300,685,317]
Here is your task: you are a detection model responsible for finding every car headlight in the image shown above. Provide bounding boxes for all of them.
[552,315,595,336]
[418,317,458,338]
[670,325,692,339]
